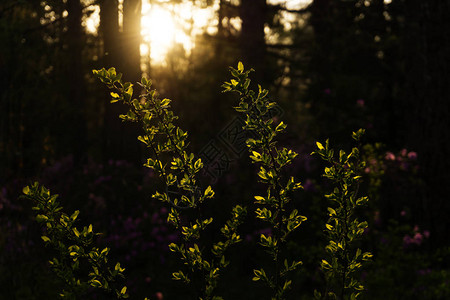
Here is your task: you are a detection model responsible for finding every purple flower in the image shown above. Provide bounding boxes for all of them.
[403,234,413,246]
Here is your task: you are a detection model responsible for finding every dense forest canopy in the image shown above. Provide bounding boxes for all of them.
[1,0,450,299]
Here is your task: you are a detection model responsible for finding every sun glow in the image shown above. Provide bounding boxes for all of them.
[140,1,220,64]
[84,0,311,64]
[141,5,176,61]
[141,2,195,64]
[139,0,310,64]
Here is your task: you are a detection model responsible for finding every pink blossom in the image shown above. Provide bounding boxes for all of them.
[400,210,406,217]
[155,292,164,300]
[408,151,418,160]
[385,152,395,161]
[356,99,365,107]
[413,232,423,245]
[423,230,430,238]
[324,88,331,95]
[400,149,408,157]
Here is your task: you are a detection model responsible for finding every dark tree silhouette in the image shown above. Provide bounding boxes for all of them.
[401,0,450,246]
[66,0,87,163]
[240,0,266,82]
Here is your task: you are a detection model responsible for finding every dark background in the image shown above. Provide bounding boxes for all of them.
[1,0,450,299]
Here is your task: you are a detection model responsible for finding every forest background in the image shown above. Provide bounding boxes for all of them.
[1,0,450,299]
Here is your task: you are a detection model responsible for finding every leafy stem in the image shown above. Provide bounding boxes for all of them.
[312,129,373,300]
[93,67,247,300]
[22,182,128,299]
[223,62,305,299]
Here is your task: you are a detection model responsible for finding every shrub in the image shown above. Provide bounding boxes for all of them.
[21,63,371,300]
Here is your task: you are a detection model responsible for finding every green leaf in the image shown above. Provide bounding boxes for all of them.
[243,78,250,90]
[257,167,268,180]
[327,207,337,216]
[90,279,102,288]
[356,196,369,206]
[194,158,203,170]
[283,280,292,291]
[316,141,324,150]
[114,262,125,273]
[120,286,127,295]
[204,186,215,198]
[251,151,261,161]
[321,259,332,270]
[352,128,365,141]
[238,61,244,72]
[275,121,286,132]
[252,269,263,281]
[362,252,373,261]
[254,195,265,203]
[22,186,30,195]
[161,98,171,107]
[70,210,80,221]
[35,214,48,222]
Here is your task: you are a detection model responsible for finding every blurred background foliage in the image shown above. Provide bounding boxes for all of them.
[1,0,450,299]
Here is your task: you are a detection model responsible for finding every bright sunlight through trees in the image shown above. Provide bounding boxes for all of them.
[85,0,311,64]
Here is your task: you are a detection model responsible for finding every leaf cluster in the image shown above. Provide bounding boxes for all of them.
[312,129,372,300]
[223,62,306,300]
[22,182,128,299]
[93,67,247,300]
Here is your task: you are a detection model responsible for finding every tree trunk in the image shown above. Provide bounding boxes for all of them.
[123,0,142,82]
[99,0,119,68]
[240,0,266,82]
[99,0,141,163]
[66,0,87,163]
